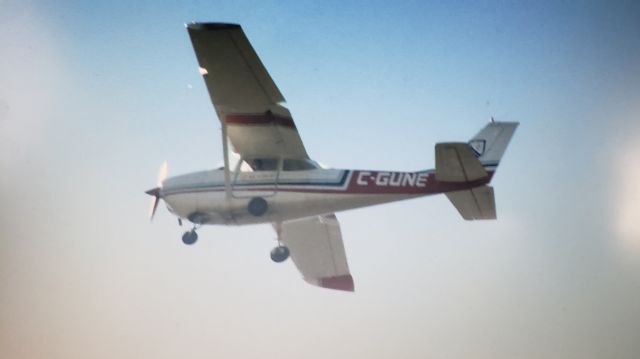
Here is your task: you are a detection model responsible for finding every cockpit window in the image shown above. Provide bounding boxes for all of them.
[246,158,278,171]
[244,158,319,171]
[283,159,318,171]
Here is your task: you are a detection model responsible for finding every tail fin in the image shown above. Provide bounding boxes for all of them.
[468,121,519,169]
[436,121,519,220]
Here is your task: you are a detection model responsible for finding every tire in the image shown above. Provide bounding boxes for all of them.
[182,230,198,245]
[248,197,268,216]
[270,246,290,263]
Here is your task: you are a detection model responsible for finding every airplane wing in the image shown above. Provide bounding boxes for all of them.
[277,214,354,291]
[187,23,309,159]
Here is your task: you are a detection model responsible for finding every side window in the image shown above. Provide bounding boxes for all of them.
[283,159,318,171]
[247,158,278,171]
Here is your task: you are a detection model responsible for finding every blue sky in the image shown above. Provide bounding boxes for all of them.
[2,1,640,358]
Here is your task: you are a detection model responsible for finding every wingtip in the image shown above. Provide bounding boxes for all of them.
[319,275,355,292]
[186,22,241,31]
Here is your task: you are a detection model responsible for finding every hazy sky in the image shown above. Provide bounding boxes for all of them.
[2,1,640,358]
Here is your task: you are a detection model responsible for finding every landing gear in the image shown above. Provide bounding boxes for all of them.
[188,212,210,224]
[270,245,290,263]
[270,222,289,263]
[181,212,209,245]
[182,229,198,245]
[248,197,268,216]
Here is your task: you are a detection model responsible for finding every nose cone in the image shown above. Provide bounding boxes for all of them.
[145,187,161,197]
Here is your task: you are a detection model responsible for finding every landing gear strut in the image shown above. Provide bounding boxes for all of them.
[181,212,209,245]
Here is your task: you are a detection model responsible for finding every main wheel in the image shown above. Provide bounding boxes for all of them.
[270,245,290,263]
[248,197,268,216]
[182,230,198,245]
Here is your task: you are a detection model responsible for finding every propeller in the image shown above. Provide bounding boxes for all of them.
[146,161,168,221]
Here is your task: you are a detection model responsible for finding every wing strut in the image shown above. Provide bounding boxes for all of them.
[220,119,232,201]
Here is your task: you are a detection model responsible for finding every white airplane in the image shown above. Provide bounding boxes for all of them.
[146,23,518,291]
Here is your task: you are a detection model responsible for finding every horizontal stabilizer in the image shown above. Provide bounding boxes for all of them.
[435,143,488,182]
[446,185,496,220]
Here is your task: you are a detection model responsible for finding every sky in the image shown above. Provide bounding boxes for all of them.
[1,1,640,358]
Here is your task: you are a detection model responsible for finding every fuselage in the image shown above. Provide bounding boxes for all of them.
[160,167,493,225]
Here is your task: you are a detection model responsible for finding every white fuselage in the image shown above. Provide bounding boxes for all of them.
[159,167,492,225]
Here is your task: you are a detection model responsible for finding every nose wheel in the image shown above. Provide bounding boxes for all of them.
[182,229,198,245]
[181,212,208,245]
[270,245,290,263]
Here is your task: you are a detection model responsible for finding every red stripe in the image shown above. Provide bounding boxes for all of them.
[320,275,354,291]
[163,171,494,196]
[344,171,492,194]
[226,113,296,129]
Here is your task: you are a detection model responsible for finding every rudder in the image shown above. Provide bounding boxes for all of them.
[468,121,519,167]
[437,121,518,221]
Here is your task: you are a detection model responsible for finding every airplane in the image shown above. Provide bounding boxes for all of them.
[146,22,519,292]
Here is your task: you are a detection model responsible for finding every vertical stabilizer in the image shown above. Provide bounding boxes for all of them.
[440,121,518,220]
[468,121,519,166]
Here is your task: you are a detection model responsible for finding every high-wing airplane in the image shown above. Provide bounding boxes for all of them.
[146,23,519,292]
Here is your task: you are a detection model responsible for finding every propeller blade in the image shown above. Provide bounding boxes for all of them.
[157,161,168,187]
[146,161,168,221]
[148,193,160,221]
